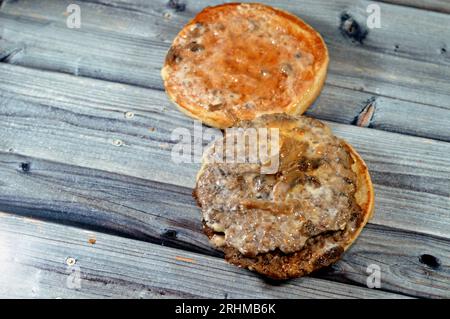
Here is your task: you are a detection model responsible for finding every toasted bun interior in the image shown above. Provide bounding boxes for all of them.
[162,3,329,128]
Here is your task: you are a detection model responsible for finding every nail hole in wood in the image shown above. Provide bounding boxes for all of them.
[419,254,440,269]
[20,162,30,172]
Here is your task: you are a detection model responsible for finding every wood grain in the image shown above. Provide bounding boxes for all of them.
[310,89,450,142]
[2,0,450,66]
[376,0,450,14]
[0,151,211,254]
[0,60,449,143]
[0,211,411,299]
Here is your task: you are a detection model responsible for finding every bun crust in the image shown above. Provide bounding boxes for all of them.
[162,3,329,128]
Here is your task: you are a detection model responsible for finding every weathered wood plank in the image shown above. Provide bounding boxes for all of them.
[5,60,450,141]
[0,152,449,298]
[310,89,450,142]
[0,211,411,299]
[0,59,448,143]
[2,0,449,67]
[0,64,449,239]
[376,0,450,14]
[1,0,450,111]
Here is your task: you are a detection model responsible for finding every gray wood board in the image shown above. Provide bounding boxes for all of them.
[0,211,412,299]
[376,0,450,14]
[2,0,450,67]
[0,64,449,240]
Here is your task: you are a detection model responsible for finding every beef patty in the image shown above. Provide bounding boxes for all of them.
[194,114,374,279]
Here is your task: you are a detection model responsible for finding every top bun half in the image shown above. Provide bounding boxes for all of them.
[161,3,329,128]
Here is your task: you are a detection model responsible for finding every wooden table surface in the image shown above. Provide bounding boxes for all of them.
[0,0,449,299]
